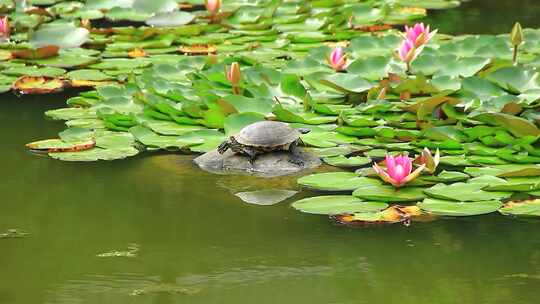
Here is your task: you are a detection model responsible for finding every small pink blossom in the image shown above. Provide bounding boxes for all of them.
[205,0,221,16]
[373,154,425,188]
[226,62,241,85]
[398,39,417,64]
[0,16,10,41]
[328,47,348,72]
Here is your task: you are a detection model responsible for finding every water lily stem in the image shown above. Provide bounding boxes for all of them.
[513,45,519,65]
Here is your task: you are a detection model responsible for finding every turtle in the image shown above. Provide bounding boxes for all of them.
[217,121,310,166]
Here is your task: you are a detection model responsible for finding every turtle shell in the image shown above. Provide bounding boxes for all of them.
[234,121,300,147]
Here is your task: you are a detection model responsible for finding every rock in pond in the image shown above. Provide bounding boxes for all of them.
[194,149,321,177]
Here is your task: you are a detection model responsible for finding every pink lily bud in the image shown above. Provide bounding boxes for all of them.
[205,0,221,16]
[328,47,348,72]
[405,23,437,47]
[373,154,425,188]
[226,62,241,85]
[0,16,10,41]
[398,39,417,64]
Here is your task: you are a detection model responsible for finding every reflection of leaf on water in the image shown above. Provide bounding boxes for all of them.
[0,229,30,239]
[130,283,202,296]
[235,189,298,206]
[96,243,140,258]
[504,273,540,280]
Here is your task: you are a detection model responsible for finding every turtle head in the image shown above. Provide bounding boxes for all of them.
[217,139,232,154]
[298,128,311,134]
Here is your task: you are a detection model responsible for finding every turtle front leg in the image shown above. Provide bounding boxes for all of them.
[242,147,258,167]
[289,140,305,166]
[217,139,231,154]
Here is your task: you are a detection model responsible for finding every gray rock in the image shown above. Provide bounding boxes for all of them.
[194,149,321,177]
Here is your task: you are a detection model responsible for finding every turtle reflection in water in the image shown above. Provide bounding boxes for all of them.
[218,121,310,166]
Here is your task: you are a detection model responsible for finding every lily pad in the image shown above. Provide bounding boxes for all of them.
[292,195,388,215]
[352,183,426,202]
[424,181,512,202]
[298,172,377,191]
[418,198,502,216]
[323,155,372,168]
[12,76,69,94]
[49,147,139,161]
[499,199,540,217]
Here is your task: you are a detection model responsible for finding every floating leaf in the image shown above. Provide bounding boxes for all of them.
[292,195,388,215]
[26,139,95,152]
[130,126,202,150]
[298,172,377,191]
[424,181,512,202]
[323,155,371,168]
[11,45,59,59]
[352,183,426,202]
[418,198,502,216]
[13,76,69,94]
[499,199,540,217]
[49,147,139,161]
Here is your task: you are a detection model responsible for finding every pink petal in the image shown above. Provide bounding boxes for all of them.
[398,40,410,61]
[331,47,343,65]
[373,163,399,186]
[393,164,406,182]
[385,155,396,177]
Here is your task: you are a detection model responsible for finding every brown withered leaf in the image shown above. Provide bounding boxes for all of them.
[331,205,434,227]
[11,45,60,60]
[355,24,393,32]
[13,76,70,95]
[25,7,53,17]
[178,3,194,9]
[324,41,350,48]
[179,44,217,55]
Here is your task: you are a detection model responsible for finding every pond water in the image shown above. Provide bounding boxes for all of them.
[2,1,540,303]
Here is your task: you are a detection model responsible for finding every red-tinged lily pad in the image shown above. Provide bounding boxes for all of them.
[26,139,96,152]
[11,45,60,60]
[13,76,70,95]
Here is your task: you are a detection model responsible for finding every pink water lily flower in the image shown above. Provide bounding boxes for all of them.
[373,154,425,188]
[405,23,437,47]
[328,47,348,71]
[205,0,221,16]
[0,16,10,41]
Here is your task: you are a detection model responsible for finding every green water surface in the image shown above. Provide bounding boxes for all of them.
[2,1,540,303]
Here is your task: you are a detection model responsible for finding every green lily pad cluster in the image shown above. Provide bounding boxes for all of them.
[15,0,540,223]
[294,170,540,223]
[0,0,450,93]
